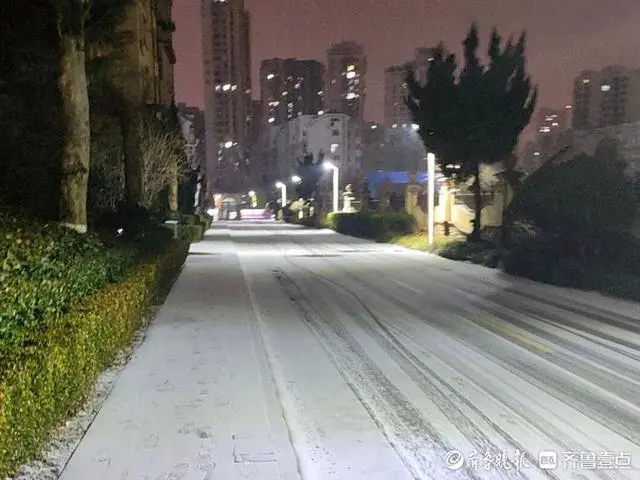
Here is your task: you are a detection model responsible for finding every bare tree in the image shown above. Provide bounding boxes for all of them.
[140,119,184,210]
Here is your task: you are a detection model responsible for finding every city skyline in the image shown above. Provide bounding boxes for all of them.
[174,0,640,130]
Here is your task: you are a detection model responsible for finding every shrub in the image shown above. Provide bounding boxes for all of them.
[438,240,501,268]
[508,145,637,239]
[327,211,414,242]
[0,210,139,344]
[177,224,204,243]
[0,240,189,476]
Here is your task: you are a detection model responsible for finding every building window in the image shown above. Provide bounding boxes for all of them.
[330,143,339,153]
[332,129,340,136]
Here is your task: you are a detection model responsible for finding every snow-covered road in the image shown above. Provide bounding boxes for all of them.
[59,222,640,480]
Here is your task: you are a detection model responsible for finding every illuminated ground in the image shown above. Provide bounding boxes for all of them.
[59,222,640,479]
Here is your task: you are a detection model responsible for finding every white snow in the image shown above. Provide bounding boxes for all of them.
[13,221,640,480]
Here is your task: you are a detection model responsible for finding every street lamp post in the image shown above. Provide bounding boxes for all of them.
[427,152,435,246]
[323,161,339,213]
[275,181,287,207]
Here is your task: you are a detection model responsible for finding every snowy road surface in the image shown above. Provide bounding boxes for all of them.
[59,222,640,480]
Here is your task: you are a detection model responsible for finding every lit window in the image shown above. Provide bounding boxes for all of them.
[317,110,324,115]
[347,65,355,71]
[331,143,339,153]
[346,71,356,79]
[266,73,275,80]
[318,90,324,95]
[582,79,590,84]
[346,92,357,100]
[268,117,275,123]
[601,84,611,92]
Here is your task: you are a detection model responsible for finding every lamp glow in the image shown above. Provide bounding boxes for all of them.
[323,161,339,213]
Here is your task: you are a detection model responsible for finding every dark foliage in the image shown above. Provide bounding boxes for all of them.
[295,153,324,200]
[327,211,414,242]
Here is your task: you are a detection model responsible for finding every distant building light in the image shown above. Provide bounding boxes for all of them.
[268,117,275,123]
[347,65,355,72]
[582,79,590,84]
[346,92,357,100]
[266,73,275,80]
[371,125,378,129]
[392,123,398,128]
[330,143,339,153]
[552,122,559,127]
[534,151,540,156]
[565,105,572,109]
[224,141,233,148]
[601,84,611,92]
[317,110,324,115]
[411,123,419,131]
[318,90,324,95]
[231,84,238,91]
[282,91,288,96]
[346,71,356,79]
[222,83,231,91]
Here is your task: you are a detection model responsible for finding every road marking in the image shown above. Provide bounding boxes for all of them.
[472,316,552,354]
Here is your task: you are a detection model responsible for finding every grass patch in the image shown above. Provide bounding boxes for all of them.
[390,232,459,252]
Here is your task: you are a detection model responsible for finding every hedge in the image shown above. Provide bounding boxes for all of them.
[327,211,414,242]
[0,239,189,476]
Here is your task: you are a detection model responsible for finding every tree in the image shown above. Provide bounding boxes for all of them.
[50,0,93,232]
[406,24,537,240]
[508,142,637,241]
[295,152,324,200]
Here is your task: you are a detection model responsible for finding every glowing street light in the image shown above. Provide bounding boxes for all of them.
[427,152,436,246]
[275,181,287,206]
[323,161,339,213]
[291,175,302,183]
[224,141,233,149]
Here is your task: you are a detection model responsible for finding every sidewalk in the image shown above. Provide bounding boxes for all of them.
[59,236,300,480]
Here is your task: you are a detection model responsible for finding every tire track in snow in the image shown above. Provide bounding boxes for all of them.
[271,267,481,480]
[280,240,629,479]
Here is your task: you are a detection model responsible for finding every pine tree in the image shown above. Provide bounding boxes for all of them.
[406,24,537,240]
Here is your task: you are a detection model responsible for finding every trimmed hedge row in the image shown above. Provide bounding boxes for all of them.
[0,210,142,345]
[327,211,414,242]
[0,240,189,476]
[175,214,211,243]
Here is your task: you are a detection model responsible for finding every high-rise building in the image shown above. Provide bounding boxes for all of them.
[202,0,252,193]
[260,58,325,126]
[384,47,434,130]
[325,41,367,120]
[572,66,640,130]
[384,64,411,130]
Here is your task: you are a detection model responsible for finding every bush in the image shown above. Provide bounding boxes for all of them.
[439,240,501,268]
[0,240,188,476]
[0,210,140,345]
[508,145,637,239]
[177,224,204,243]
[327,211,414,242]
[502,236,640,298]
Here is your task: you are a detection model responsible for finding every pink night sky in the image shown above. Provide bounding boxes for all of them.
[173,0,640,128]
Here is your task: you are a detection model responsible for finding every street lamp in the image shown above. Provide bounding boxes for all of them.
[323,161,339,213]
[427,152,436,246]
[275,181,287,206]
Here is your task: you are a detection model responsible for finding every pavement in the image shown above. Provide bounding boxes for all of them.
[59,222,640,480]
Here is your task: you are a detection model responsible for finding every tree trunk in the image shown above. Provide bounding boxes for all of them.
[121,106,144,206]
[470,161,482,241]
[58,33,90,233]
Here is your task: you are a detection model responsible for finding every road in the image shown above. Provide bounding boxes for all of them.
[59,222,640,480]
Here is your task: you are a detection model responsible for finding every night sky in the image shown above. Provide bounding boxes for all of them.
[174,0,640,130]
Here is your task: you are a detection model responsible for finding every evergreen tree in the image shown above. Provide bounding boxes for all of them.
[295,152,324,200]
[406,24,537,239]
